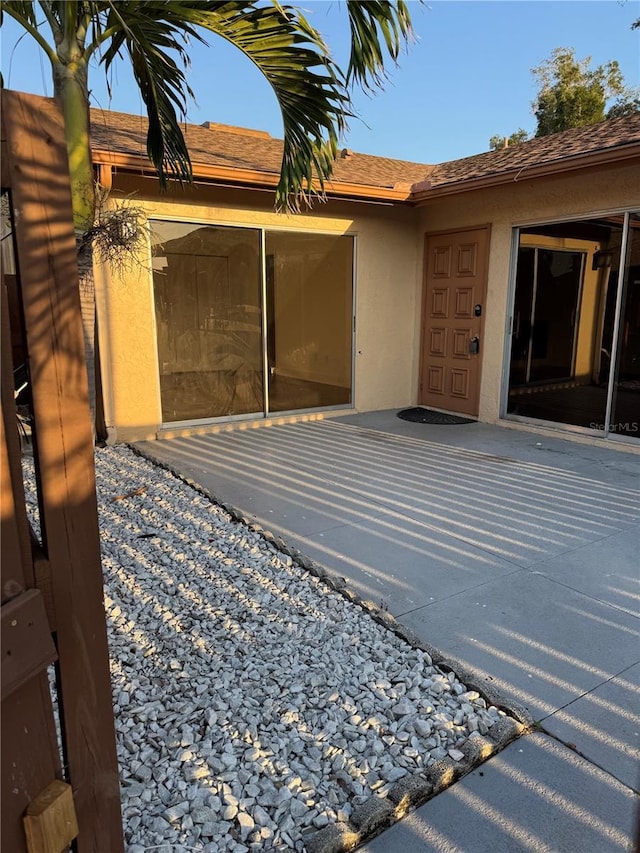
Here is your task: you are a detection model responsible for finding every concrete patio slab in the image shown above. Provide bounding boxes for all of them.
[289,517,521,614]
[339,410,640,484]
[136,432,352,537]
[143,419,640,571]
[358,733,638,853]
[541,662,640,791]
[222,421,584,566]
[135,412,640,852]
[535,526,640,618]
[399,571,640,721]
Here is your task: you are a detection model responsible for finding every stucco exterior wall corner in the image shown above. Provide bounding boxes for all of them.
[477,228,511,424]
[94,227,163,440]
[353,213,422,412]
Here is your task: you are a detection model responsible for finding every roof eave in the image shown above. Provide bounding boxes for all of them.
[91,149,414,204]
[409,143,640,203]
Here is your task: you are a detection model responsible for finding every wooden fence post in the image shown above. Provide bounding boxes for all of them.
[2,90,123,852]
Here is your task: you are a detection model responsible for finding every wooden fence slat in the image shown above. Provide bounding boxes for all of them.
[1,386,62,852]
[1,589,58,702]
[1,673,64,852]
[2,90,123,852]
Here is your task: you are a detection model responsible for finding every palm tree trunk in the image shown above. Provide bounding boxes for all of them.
[53,59,98,437]
[76,243,97,441]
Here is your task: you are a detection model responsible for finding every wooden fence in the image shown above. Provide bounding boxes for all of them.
[1,90,123,852]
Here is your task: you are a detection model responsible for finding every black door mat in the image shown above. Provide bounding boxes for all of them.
[397,407,475,425]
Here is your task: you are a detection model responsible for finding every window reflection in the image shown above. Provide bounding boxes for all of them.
[508,218,627,433]
[152,222,263,422]
[265,231,353,413]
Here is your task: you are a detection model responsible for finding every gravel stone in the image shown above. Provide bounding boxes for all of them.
[133,765,152,783]
[22,448,513,852]
[237,811,255,840]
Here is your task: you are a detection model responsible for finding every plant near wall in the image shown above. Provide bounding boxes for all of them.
[1,0,416,433]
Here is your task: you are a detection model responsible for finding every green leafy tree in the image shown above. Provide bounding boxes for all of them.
[532,47,632,136]
[491,44,639,151]
[489,128,529,151]
[1,0,415,429]
[606,92,640,120]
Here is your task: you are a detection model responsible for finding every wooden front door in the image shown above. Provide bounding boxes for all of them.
[419,226,490,417]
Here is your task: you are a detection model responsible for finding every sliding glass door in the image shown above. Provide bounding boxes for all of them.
[152,222,263,421]
[510,247,584,385]
[265,231,353,412]
[609,213,640,439]
[507,213,639,440]
[151,220,354,424]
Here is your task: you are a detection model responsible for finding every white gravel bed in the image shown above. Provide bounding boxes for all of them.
[24,446,507,852]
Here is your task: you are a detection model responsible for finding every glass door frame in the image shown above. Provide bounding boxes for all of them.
[501,209,637,443]
[603,212,630,442]
[149,215,357,429]
[262,228,357,418]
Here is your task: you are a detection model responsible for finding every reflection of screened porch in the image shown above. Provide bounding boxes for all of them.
[507,213,640,441]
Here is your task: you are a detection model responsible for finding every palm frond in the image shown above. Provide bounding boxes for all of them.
[3,0,416,210]
[345,0,414,91]
[157,1,351,209]
[2,1,39,29]
[2,1,60,61]
[98,1,208,188]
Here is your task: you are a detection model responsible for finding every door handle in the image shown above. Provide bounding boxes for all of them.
[469,336,480,355]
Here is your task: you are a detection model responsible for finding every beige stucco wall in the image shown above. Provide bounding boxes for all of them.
[417,161,640,424]
[96,162,639,442]
[96,179,421,441]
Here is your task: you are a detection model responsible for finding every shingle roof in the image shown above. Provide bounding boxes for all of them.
[90,108,640,201]
[419,114,640,191]
[89,109,433,191]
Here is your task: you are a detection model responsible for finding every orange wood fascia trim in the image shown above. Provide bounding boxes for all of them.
[410,144,640,202]
[90,149,413,203]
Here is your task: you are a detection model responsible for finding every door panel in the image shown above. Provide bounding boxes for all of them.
[419,227,490,416]
[265,231,353,413]
[152,222,263,422]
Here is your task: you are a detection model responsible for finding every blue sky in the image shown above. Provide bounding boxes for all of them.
[1,1,639,165]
